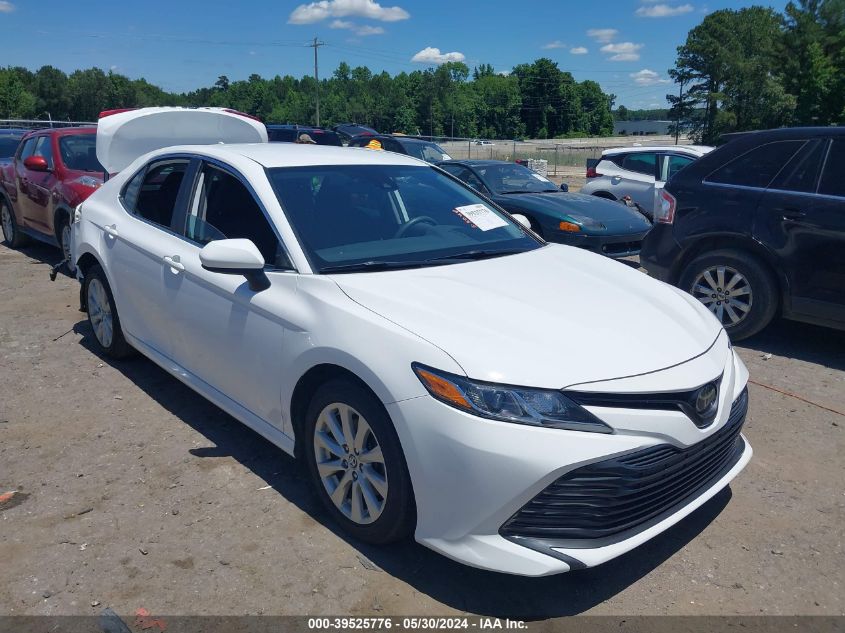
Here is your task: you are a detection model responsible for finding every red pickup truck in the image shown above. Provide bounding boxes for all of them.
[0,127,105,272]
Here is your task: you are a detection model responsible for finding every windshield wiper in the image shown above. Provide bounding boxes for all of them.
[426,249,526,263]
[320,260,430,274]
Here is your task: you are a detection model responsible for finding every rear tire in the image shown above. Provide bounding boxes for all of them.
[679,249,778,341]
[304,379,415,544]
[83,264,132,359]
[1,198,29,248]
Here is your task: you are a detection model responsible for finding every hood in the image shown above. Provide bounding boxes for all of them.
[96,107,267,174]
[496,191,651,233]
[333,245,723,389]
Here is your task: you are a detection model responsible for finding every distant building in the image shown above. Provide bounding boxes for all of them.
[613,120,672,135]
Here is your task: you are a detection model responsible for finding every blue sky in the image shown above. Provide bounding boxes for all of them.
[0,0,788,109]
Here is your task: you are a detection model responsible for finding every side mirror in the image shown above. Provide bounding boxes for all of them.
[512,213,532,229]
[24,156,49,172]
[199,238,270,291]
[559,183,569,192]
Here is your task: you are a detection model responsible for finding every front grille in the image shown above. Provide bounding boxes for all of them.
[500,388,748,542]
[601,240,642,256]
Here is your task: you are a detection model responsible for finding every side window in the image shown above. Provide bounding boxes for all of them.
[121,169,145,212]
[769,140,826,194]
[660,154,694,181]
[33,137,55,170]
[706,141,804,189]
[18,137,36,161]
[621,153,657,177]
[186,164,291,269]
[129,160,189,229]
[819,139,845,198]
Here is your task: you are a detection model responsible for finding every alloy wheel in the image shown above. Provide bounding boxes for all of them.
[87,278,114,348]
[313,402,388,525]
[691,265,753,327]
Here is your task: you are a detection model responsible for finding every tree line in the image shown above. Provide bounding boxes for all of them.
[669,0,845,144]
[0,59,614,140]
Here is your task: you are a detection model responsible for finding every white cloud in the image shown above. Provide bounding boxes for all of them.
[570,46,588,55]
[289,0,409,24]
[586,28,618,43]
[542,40,566,50]
[0,1,15,12]
[329,19,385,35]
[601,41,643,61]
[411,46,465,65]
[636,3,694,17]
[630,68,671,85]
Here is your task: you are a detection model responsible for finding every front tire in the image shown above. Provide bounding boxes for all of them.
[679,249,777,341]
[57,215,77,274]
[1,198,29,248]
[304,379,415,544]
[83,264,132,358]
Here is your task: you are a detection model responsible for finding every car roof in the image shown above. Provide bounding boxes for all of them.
[602,145,711,156]
[163,142,429,168]
[720,126,845,143]
[361,135,438,145]
[22,126,96,139]
[0,128,28,136]
[444,159,510,167]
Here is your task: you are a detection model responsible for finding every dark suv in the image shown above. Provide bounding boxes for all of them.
[641,127,845,340]
[266,125,342,146]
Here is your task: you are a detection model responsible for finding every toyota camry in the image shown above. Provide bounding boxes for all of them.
[70,108,751,576]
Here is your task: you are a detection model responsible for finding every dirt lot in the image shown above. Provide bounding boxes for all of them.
[1,241,844,619]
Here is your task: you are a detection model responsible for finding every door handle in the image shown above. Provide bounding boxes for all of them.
[779,208,807,221]
[104,224,119,237]
[162,255,185,272]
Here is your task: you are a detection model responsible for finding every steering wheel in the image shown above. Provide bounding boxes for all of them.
[395,215,437,238]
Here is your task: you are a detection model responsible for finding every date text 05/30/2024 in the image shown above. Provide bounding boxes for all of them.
[307,618,528,630]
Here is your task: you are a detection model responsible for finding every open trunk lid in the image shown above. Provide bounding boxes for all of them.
[96,107,267,174]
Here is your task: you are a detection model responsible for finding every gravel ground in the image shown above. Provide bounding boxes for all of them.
[1,241,843,619]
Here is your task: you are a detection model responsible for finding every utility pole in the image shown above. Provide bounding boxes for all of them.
[675,80,684,145]
[308,37,325,127]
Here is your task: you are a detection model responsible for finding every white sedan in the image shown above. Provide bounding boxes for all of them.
[71,108,751,576]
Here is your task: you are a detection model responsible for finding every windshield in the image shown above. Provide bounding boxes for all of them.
[268,165,540,273]
[476,163,558,194]
[59,134,105,172]
[0,137,21,159]
[402,141,450,163]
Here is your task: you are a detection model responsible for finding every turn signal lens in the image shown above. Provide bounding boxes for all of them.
[559,221,581,232]
[414,367,472,410]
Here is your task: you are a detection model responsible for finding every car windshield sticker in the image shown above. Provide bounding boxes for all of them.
[532,173,552,183]
[453,204,509,231]
[442,153,452,160]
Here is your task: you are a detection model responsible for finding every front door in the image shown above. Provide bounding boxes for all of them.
[162,161,296,428]
[21,136,58,235]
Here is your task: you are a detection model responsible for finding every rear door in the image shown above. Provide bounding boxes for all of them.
[600,151,657,209]
[762,138,845,324]
[105,157,195,359]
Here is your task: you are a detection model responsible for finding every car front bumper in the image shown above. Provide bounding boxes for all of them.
[545,229,650,259]
[387,345,750,576]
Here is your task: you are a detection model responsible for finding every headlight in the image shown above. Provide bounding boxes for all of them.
[412,364,612,433]
[563,213,605,231]
[72,175,102,188]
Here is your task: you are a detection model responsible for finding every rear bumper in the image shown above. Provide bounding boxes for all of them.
[546,229,650,259]
[640,223,682,282]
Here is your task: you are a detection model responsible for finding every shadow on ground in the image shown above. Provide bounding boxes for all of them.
[739,318,845,372]
[9,240,74,278]
[71,318,738,618]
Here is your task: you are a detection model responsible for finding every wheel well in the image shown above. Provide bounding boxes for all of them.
[76,253,101,310]
[53,206,71,241]
[673,236,786,308]
[592,191,617,201]
[289,364,381,459]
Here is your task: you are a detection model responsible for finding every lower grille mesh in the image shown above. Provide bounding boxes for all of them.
[500,388,748,541]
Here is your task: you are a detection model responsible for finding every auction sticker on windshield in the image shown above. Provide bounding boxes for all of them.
[453,204,509,231]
